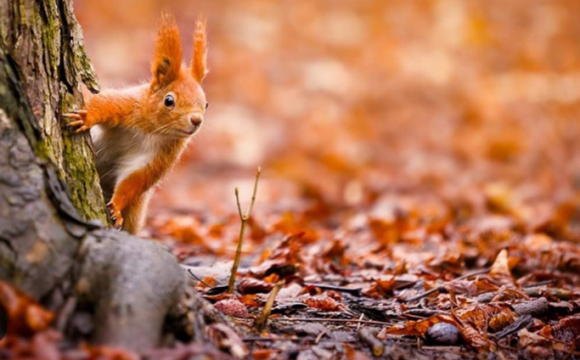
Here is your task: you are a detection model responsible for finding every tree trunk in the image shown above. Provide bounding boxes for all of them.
[0,0,104,301]
[1,0,106,224]
[0,0,209,351]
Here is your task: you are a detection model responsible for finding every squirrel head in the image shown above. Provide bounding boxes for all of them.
[145,13,208,138]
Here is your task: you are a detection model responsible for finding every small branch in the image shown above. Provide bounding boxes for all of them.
[228,187,246,294]
[246,167,261,217]
[274,317,393,326]
[523,280,555,288]
[241,336,357,344]
[235,188,243,219]
[524,286,571,300]
[254,280,284,332]
[492,314,533,339]
[186,268,213,288]
[315,328,328,344]
[304,282,363,296]
[359,327,384,357]
[513,297,549,316]
[228,167,261,294]
[402,268,490,303]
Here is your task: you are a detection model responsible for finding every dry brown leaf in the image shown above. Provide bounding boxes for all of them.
[304,294,346,312]
[489,249,514,284]
[383,315,456,337]
[363,276,397,298]
[0,281,54,336]
[489,311,517,332]
[206,323,249,359]
[238,278,275,294]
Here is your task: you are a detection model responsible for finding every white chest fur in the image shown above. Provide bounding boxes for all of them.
[91,125,162,198]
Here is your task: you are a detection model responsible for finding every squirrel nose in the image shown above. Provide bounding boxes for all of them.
[190,114,203,127]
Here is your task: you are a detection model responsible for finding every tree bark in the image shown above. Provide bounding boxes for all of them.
[1,0,106,223]
[0,0,209,351]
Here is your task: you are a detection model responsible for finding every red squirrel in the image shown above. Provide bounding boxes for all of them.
[64,14,208,234]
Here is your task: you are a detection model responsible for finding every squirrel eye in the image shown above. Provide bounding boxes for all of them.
[164,94,175,107]
[205,102,209,110]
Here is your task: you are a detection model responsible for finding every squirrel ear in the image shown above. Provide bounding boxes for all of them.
[191,16,208,83]
[152,13,182,89]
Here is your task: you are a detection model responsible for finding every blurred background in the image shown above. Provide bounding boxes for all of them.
[74,0,580,250]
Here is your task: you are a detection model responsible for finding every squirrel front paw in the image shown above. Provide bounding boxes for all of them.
[106,202,124,229]
[63,109,91,133]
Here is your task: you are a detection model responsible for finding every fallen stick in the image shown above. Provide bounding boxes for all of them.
[477,287,571,303]
[254,280,284,332]
[359,327,384,357]
[274,317,393,326]
[513,297,549,316]
[402,268,490,303]
[304,282,362,296]
[524,286,572,300]
[241,336,357,343]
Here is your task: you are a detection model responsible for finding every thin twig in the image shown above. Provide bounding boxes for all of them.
[359,327,384,357]
[402,268,490,303]
[523,280,555,288]
[255,280,284,332]
[228,167,261,294]
[186,268,213,288]
[315,329,328,344]
[356,313,364,331]
[235,188,243,219]
[241,336,358,344]
[304,282,363,296]
[247,167,260,216]
[274,317,393,326]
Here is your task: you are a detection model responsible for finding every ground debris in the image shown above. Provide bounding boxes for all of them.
[56,0,580,358]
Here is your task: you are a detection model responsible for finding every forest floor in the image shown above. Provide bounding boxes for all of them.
[4,1,580,359]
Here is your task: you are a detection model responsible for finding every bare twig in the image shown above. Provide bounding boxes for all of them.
[274,317,393,326]
[186,268,213,288]
[241,336,357,344]
[513,297,549,316]
[358,327,384,357]
[402,268,490,303]
[492,314,533,339]
[228,167,261,294]
[235,188,244,219]
[254,280,284,332]
[315,329,328,344]
[522,280,555,288]
[524,286,571,300]
[356,313,364,331]
[304,282,363,296]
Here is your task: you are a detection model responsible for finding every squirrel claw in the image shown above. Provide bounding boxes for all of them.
[74,125,91,134]
[106,202,123,229]
[63,110,91,133]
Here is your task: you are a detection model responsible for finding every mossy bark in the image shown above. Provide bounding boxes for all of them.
[0,0,106,299]
[0,0,201,350]
[0,0,106,223]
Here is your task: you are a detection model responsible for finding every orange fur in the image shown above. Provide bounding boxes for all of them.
[64,13,209,234]
[109,140,186,231]
[191,16,208,83]
[152,13,183,89]
[84,90,137,128]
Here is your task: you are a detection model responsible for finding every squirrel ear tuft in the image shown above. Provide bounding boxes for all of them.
[152,12,182,88]
[191,16,208,83]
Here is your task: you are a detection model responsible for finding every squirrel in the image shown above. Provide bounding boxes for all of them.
[64,14,208,234]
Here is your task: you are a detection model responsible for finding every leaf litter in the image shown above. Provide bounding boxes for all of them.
[6,0,580,358]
